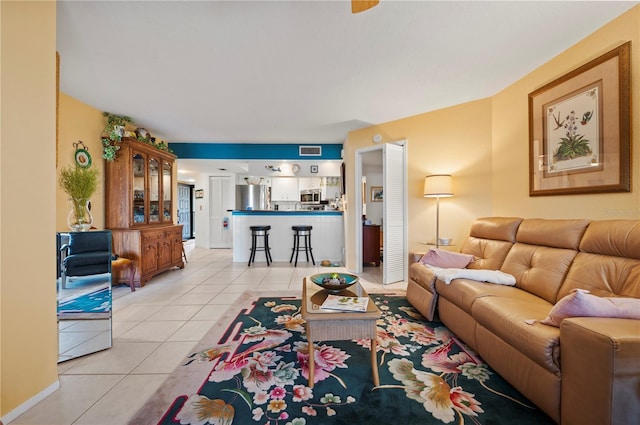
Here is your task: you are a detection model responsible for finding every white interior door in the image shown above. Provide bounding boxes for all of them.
[177,183,192,239]
[383,143,406,284]
[209,176,232,248]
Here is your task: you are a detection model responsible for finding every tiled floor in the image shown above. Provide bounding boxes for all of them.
[10,241,405,425]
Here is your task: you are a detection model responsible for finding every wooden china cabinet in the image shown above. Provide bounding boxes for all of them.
[105,138,184,287]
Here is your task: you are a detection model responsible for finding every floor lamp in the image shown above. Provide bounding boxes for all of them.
[423,174,453,248]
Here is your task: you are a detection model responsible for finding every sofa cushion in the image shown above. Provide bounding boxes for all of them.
[501,244,578,304]
[558,253,640,299]
[458,217,522,270]
[467,217,523,242]
[579,220,640,260]
[557,220,640,300]
[419,249,475,268]
[408,262,437,292]
[472,295,560,373]
[460,238,514,271]
[515,219,590,250]
[542,289,640,327]
[435,278,534,314]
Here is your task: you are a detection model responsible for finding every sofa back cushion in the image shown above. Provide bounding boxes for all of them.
[515,218,590,250]
[557,220,640,299]
[500,219,589,303]
[460,217,523,270]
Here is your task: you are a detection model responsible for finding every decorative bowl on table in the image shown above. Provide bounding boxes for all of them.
[309,273,358,294]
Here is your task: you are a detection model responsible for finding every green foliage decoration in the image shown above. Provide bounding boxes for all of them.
[101,112,173,158]
[101,112,134,161]
[58,165,99,201]
[58,165,99,228]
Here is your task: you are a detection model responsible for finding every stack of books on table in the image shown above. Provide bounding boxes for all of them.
[320,295,369,312]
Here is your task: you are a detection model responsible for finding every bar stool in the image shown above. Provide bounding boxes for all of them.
[248,225,272,266]
[289,225,315,267]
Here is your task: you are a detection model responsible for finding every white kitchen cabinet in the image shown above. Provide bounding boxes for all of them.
[271,177,299,201]
[298,177,322,191]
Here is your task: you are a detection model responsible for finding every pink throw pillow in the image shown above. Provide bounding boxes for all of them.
[420,249,475,269]
[542,289,640,327]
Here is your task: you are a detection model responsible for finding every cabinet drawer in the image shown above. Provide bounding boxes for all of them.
[142,231,164,242]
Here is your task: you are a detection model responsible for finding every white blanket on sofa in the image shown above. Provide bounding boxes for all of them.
[426,265,516,285]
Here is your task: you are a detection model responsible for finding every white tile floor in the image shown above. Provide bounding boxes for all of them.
[10,241,406,425]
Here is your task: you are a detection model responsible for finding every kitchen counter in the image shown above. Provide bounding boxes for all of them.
[232,210,342,215]
[231,210,343,263]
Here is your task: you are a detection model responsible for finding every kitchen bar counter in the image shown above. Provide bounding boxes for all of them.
[232,210,343,264]
[233,210,342,215]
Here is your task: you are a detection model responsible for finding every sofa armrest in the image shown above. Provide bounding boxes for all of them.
[409,251,424,264]
[560,317,640,425]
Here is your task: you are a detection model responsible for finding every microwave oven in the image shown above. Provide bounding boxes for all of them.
[300,189,321,204]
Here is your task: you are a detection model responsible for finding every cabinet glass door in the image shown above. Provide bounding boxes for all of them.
[162,161,172,223]
[149,158,160,223]
[133,153,146,224]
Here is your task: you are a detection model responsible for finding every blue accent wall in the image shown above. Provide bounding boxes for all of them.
[169,143,343,160]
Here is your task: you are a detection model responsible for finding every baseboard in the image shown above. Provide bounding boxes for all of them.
[1,380,60,424]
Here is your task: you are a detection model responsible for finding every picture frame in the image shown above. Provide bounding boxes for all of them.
[310,165,318,174]
[528,41,630,196]
[371,186,383,202]
[195,189,204,199]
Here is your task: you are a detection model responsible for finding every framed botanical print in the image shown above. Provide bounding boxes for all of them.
[528,41,630,196]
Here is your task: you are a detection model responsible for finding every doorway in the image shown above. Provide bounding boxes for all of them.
[355,141,408,285]
[208,176,233,248]
[178,183,194,239]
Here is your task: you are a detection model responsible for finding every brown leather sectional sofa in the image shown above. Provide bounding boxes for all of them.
[407,217,640,425]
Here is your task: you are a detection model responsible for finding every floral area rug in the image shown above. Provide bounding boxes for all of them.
[129,291,553,425]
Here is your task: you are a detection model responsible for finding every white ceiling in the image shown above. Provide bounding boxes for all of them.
[57,1,636,162]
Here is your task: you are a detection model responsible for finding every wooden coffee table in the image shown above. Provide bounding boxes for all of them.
[301,277,380,388]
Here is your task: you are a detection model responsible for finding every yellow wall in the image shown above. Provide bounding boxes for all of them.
[57,93,105,231]
[492,6,640,218]
[343,99,493,268]
[1,0,59,417]
[344,6,640,270]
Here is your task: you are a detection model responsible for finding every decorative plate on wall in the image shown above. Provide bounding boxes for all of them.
[73,141,92,168]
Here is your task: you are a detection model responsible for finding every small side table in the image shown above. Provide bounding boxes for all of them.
[301,277,380,389]
[111,257,136,292]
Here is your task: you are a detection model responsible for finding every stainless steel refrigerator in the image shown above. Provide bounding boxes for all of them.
[236,184,268,210]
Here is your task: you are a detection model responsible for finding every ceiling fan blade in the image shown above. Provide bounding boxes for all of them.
[352,0,379,14]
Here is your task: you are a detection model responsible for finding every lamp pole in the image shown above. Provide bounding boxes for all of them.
[423,174,453,249]
[435,195,441,248]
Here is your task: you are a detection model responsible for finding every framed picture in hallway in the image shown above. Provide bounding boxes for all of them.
[371,186,383,202]
[528,41,630,196]
[195,189,204,199]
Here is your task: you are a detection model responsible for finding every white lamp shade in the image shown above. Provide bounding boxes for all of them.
[424,174,453,197]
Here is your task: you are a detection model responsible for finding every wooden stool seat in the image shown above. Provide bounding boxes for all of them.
[111,257,136,291]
